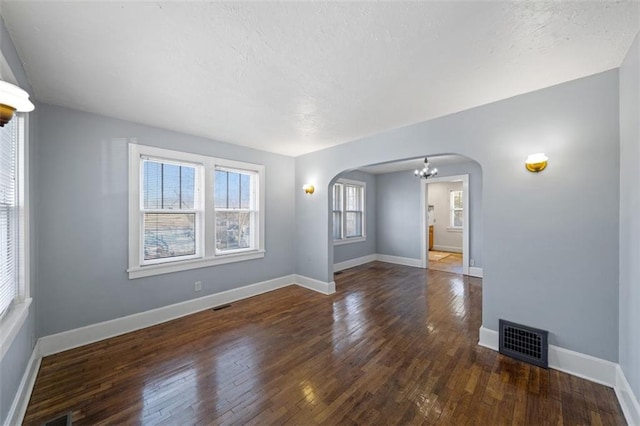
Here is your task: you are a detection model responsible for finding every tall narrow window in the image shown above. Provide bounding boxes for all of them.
[450,189,463,228]
[332,183,343,240]
[332,179,366,243]
[214,168,258,253]
[0,117,17,317]
[344,184,363,237]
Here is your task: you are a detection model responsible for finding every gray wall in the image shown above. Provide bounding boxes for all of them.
[0,16,38,426]
[374,161,483,266]
[35,104,296,336]
[295,70,619,361]
[376,171,422,259]
[332,170,377,264]
[619,33,640,399]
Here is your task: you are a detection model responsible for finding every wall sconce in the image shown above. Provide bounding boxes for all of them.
[302,184,315,194]
[525,153,548,173]
[0,80,35,127]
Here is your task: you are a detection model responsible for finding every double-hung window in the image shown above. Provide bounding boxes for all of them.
[450,189,463,228]
[142,158,201,264]
[129,144,265,279]
[0,113,31,361]
[0,117,18,317]
[332,179,366,244]
[214,168,258,253]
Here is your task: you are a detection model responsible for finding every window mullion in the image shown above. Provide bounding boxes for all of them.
[202,161,214,258]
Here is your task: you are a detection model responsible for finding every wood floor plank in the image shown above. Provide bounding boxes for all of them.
[23,261,625,425]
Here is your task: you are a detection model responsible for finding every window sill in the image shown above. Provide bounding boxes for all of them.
[0,298,32,362]
[447,227,463,233]
[128,250,265,279]
[334,236,367,246]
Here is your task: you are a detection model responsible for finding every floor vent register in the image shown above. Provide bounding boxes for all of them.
[499,319,549,369]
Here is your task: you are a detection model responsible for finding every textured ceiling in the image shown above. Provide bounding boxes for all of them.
[1,1,638,156]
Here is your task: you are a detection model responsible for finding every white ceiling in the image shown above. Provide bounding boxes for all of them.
[1,1,638,157]
[359,154,469,175]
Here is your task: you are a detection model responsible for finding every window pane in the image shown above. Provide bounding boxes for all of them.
[227,172,240,209]
[215,169,254,209]
[143,161,195,209]
[453,210,463,227]
[452,190,463,209]
[181,167,195,209]
[241,174,251,209]
[144,213,196,260]
[216,211,252,251]
[333,184,342,210]
[333,212,341,240]
[345,185,362,210]
[214,170,228,208]
[345,212,362,237]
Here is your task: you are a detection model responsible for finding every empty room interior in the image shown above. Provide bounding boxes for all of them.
[1,1,639,425]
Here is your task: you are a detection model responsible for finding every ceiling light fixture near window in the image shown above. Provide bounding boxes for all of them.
[303,184,315,194]
[414,157,438,179]
[525,153,548,173]
[0,80,35,127]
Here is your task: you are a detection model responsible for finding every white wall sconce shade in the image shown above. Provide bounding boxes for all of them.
[0,80,35,127]
[525,153,548,173]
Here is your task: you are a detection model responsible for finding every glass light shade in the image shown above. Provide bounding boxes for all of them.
[525,153,548,173]
[0,80,35,112]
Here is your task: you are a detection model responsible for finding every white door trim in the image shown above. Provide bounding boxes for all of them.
[421,174,470,275]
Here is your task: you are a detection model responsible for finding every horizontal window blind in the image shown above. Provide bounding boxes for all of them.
[0,117,17,317]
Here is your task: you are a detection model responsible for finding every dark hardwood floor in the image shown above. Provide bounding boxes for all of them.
[24,262,624,425]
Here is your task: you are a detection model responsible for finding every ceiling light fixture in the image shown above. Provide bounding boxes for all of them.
[525,153,548,173]
[414,157,438,179]
[0,80,35,127]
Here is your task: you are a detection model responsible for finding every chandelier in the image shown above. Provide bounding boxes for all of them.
[414,157,438,179]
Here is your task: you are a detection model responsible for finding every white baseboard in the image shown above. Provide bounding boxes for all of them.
[334,253,483,278]
[295,274,336,295]
[39,275,296,356]
[478,326,499,351]
[376,254,422,268]
[616,365,640,426]
[478,326,616,387]
[39,274,341,357]
[333,254,377,272]
[432,245,462,253]
[479,326,640,425]
[468,267,483,278]
[5,340,41,426]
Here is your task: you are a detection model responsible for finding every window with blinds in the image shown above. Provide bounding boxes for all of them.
[0,117,18,318]
[214,168,258,253]
[141,158,201,264]
[128,144,265,278]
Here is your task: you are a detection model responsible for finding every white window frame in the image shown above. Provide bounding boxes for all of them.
[0,113,32,362]
[332,178,366,245]
[139,157,204,266]
[213,166,260,256]
[449,189,463,230]
[128,144,265,279]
